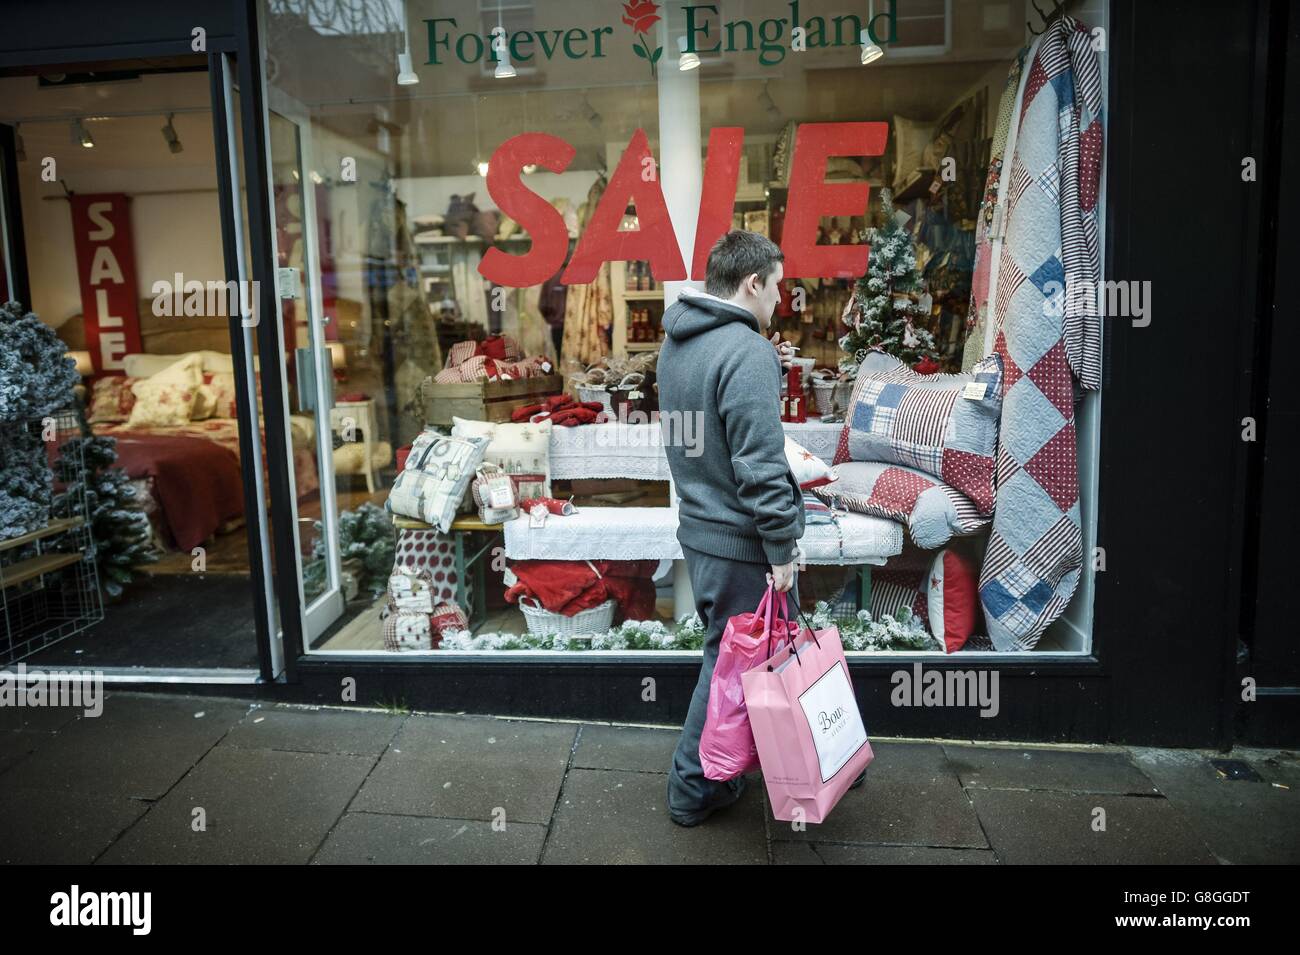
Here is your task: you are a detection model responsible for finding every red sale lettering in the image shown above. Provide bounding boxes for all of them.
[479,122,889,288]
[781,122,889,279]
[561,128,686,285]
[690,127,744,281]
[479,132,576,287]
[69,194,142,374]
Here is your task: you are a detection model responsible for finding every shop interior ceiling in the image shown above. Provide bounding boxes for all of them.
[0,71,218,190]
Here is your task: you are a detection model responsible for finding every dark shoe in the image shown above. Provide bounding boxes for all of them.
[669,776,747,827]
[849,768,868,790]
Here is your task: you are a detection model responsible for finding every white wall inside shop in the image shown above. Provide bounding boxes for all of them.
[393,170,599,225]
[16,119,226,330]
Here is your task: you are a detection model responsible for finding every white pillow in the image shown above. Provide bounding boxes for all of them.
[123,352,192,378]
[149,353,204,386]
[785,436,834,490]
[451,416,551,476]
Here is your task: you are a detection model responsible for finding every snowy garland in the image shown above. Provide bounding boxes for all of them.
[437,604,937,652]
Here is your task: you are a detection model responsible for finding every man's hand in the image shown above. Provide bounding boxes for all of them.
[769,331,795,370]
[768,562,795,593]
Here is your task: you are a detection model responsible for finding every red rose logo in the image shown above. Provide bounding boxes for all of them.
[621,0,662,77]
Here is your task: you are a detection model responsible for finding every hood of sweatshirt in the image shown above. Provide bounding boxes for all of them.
[661,286,760,342]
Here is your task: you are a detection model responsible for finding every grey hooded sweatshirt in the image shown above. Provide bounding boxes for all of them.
[657,288,804,566]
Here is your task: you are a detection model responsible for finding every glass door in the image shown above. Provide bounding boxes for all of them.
[265,97,344,643]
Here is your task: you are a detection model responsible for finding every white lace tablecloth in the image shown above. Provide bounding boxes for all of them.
[781,420,844,462]
[547,424,673,481]
[503,506,901,566]
[547,420,845,480]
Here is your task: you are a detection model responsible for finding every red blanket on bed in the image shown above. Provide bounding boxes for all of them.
[110,433,245,551]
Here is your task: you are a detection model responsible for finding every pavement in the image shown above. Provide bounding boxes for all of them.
[1,691,1297,864]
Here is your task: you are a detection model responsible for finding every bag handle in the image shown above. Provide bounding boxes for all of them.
[764,587,797,663]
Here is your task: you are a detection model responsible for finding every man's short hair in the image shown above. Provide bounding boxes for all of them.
[704,229,784,297]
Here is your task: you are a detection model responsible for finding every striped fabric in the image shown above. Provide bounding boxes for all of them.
[813,461,989,550]
[980,14,1104,651]
[834,353,1003,515]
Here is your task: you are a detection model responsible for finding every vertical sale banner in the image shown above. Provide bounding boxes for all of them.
[69,194,142,373]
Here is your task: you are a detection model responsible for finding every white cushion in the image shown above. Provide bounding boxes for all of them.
[451,416,551,475]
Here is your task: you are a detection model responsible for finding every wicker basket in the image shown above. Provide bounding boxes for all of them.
[519,597,616,636]
[813,378,854,416]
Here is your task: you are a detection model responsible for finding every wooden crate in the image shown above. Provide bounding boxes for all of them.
[421,374,565,426]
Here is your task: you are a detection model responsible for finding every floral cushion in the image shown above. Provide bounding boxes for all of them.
[87,376,140,423]
[834,352,1003,515]
[126,379,198,428]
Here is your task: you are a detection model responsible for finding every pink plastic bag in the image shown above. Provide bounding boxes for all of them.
[700,586,798,781]
[742,617,874,824]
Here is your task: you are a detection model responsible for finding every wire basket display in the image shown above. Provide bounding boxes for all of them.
[518,597,616,637]
[1,410,104,665]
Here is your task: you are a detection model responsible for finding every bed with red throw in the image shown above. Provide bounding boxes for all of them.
[107,431,245,552]
[93,416,320,552]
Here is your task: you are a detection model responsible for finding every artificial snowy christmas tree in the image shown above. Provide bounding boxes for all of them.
[54,436,158,599]
[0,301,80,539]
[838,189,940,373]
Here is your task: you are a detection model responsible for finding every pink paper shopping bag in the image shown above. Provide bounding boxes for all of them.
[742,616,874,824]
[699,586,798,781]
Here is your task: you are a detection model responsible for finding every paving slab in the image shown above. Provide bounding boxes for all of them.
[0,786,150,864]
[969,789,1220,864]
[97,746,374,864]
[771,840,998,864]
[1128,747,1300,865]
[0,730,44,774]
[224,705,403,756]
[944,744,1159,795]
[775,742,988,848]
[3,694,251,799]
[542,768,767,864]
[352,714,575,824]
[313,811,547,864]
[571,723,679,772]
[0,699,88,733]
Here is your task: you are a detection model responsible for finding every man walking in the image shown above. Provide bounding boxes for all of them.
[656,230,804,827]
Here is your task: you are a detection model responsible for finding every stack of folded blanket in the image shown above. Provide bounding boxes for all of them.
[510,393,607,426]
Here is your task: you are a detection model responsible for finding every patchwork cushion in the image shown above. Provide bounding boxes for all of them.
[87,376,140,423]
[834,352,1003,515]
[386,430,489,533]
[812,461,988,549]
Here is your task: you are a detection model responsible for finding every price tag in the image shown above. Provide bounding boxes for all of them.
[962,381,988,401]
[529,503,548,528]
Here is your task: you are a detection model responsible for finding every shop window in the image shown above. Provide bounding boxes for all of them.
[259,0,1109,659]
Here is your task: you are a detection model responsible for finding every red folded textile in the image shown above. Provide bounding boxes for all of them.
[506,559,659,621]
[549,407,601,427]
[518,497,574,515]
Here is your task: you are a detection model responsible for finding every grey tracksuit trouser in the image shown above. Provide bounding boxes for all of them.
[666,542,799,814]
